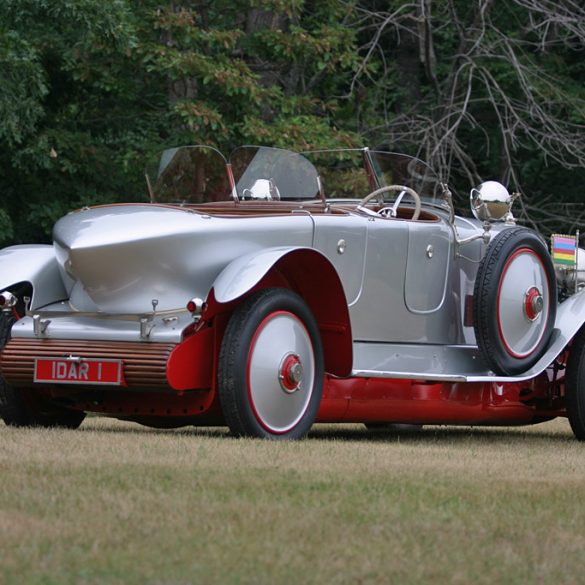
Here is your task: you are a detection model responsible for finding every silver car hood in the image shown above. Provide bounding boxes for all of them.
[53,204,312,314]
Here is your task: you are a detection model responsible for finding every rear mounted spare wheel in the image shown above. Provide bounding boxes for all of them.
[473,227,556,376]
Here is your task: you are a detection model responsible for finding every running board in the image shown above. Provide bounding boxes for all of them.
[351,330,563,383]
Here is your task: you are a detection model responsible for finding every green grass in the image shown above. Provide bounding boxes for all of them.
[1,418,585,584]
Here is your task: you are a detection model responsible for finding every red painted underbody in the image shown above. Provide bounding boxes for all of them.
[318,373,565,425]
[20,307,567,428]
[34,364,565,428]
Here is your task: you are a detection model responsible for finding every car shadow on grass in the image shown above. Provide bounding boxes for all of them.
[76,417,575,445]
[307,424,575,445]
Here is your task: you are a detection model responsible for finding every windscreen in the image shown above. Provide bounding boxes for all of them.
[230,146,321,201]
[146,146,233,204]
[369,151,443,205]
[303,149,444,204]
[302,149,372,199]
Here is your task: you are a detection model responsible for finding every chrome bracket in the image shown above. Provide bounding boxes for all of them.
[139,299,159,339]
[140,317,154,339]
[456,221,492,248]
[442,185,493,257]
[33,314,51,336]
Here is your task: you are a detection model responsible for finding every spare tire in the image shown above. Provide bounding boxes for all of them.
[473,227,556,376]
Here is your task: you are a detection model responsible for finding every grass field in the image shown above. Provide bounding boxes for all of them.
[1,417,585,585]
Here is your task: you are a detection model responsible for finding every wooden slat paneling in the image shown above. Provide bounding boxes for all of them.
[0,339,177,388]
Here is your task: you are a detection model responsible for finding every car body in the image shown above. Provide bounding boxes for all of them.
[1,145,585,439]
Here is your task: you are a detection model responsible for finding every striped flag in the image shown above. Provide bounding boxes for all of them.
[551,234,577,266]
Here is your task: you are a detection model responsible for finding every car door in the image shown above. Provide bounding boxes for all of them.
[404,220,452,313]
[349,214,457,345]
[312,214,368,306]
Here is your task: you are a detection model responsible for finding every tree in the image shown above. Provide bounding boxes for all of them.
[1,0,584,243]
[0,0,144,242]
[349,0,585,234]
[0,0,361,243]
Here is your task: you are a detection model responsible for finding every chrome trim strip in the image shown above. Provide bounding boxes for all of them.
[351,369,468,382]
[26,306,188,322]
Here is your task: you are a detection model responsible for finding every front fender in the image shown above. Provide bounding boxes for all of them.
[548,288,585,358]
[531,288,585,371]
[0,245,67,310]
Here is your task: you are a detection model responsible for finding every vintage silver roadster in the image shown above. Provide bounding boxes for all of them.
[2,145,585,440]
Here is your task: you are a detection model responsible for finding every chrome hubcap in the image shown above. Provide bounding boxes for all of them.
[278,353,304,393]
[248,311,315,433]
[524,286,544,321]
[498,248,549,358]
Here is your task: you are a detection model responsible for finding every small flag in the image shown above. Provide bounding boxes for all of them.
[551,234,577,266]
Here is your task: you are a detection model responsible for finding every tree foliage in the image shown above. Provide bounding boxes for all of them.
[0,0,584,243]
[349,0,585,232]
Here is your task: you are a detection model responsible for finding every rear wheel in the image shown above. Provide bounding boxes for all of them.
[0,312,85,428]
[218,288,324,440]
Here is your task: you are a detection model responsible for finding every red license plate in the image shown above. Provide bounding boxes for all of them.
[34,358,124,386]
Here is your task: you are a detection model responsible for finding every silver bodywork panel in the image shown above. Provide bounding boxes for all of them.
[0,245,68,309]
[311,214,368,305]
[54,205,313,314]
[346,214,463,344]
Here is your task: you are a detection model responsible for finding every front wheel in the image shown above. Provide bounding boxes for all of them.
[566,326,585,440]
[218,288,324,440]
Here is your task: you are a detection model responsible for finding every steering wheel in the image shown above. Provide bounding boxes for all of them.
[356,184,421,221]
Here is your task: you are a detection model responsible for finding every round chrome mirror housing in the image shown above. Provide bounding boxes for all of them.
[470,181,512,222]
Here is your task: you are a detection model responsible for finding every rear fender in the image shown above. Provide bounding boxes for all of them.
[209,247,353,377]
[0,245,67,310]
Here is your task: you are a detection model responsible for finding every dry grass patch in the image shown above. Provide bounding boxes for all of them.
[1,417,584,584]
